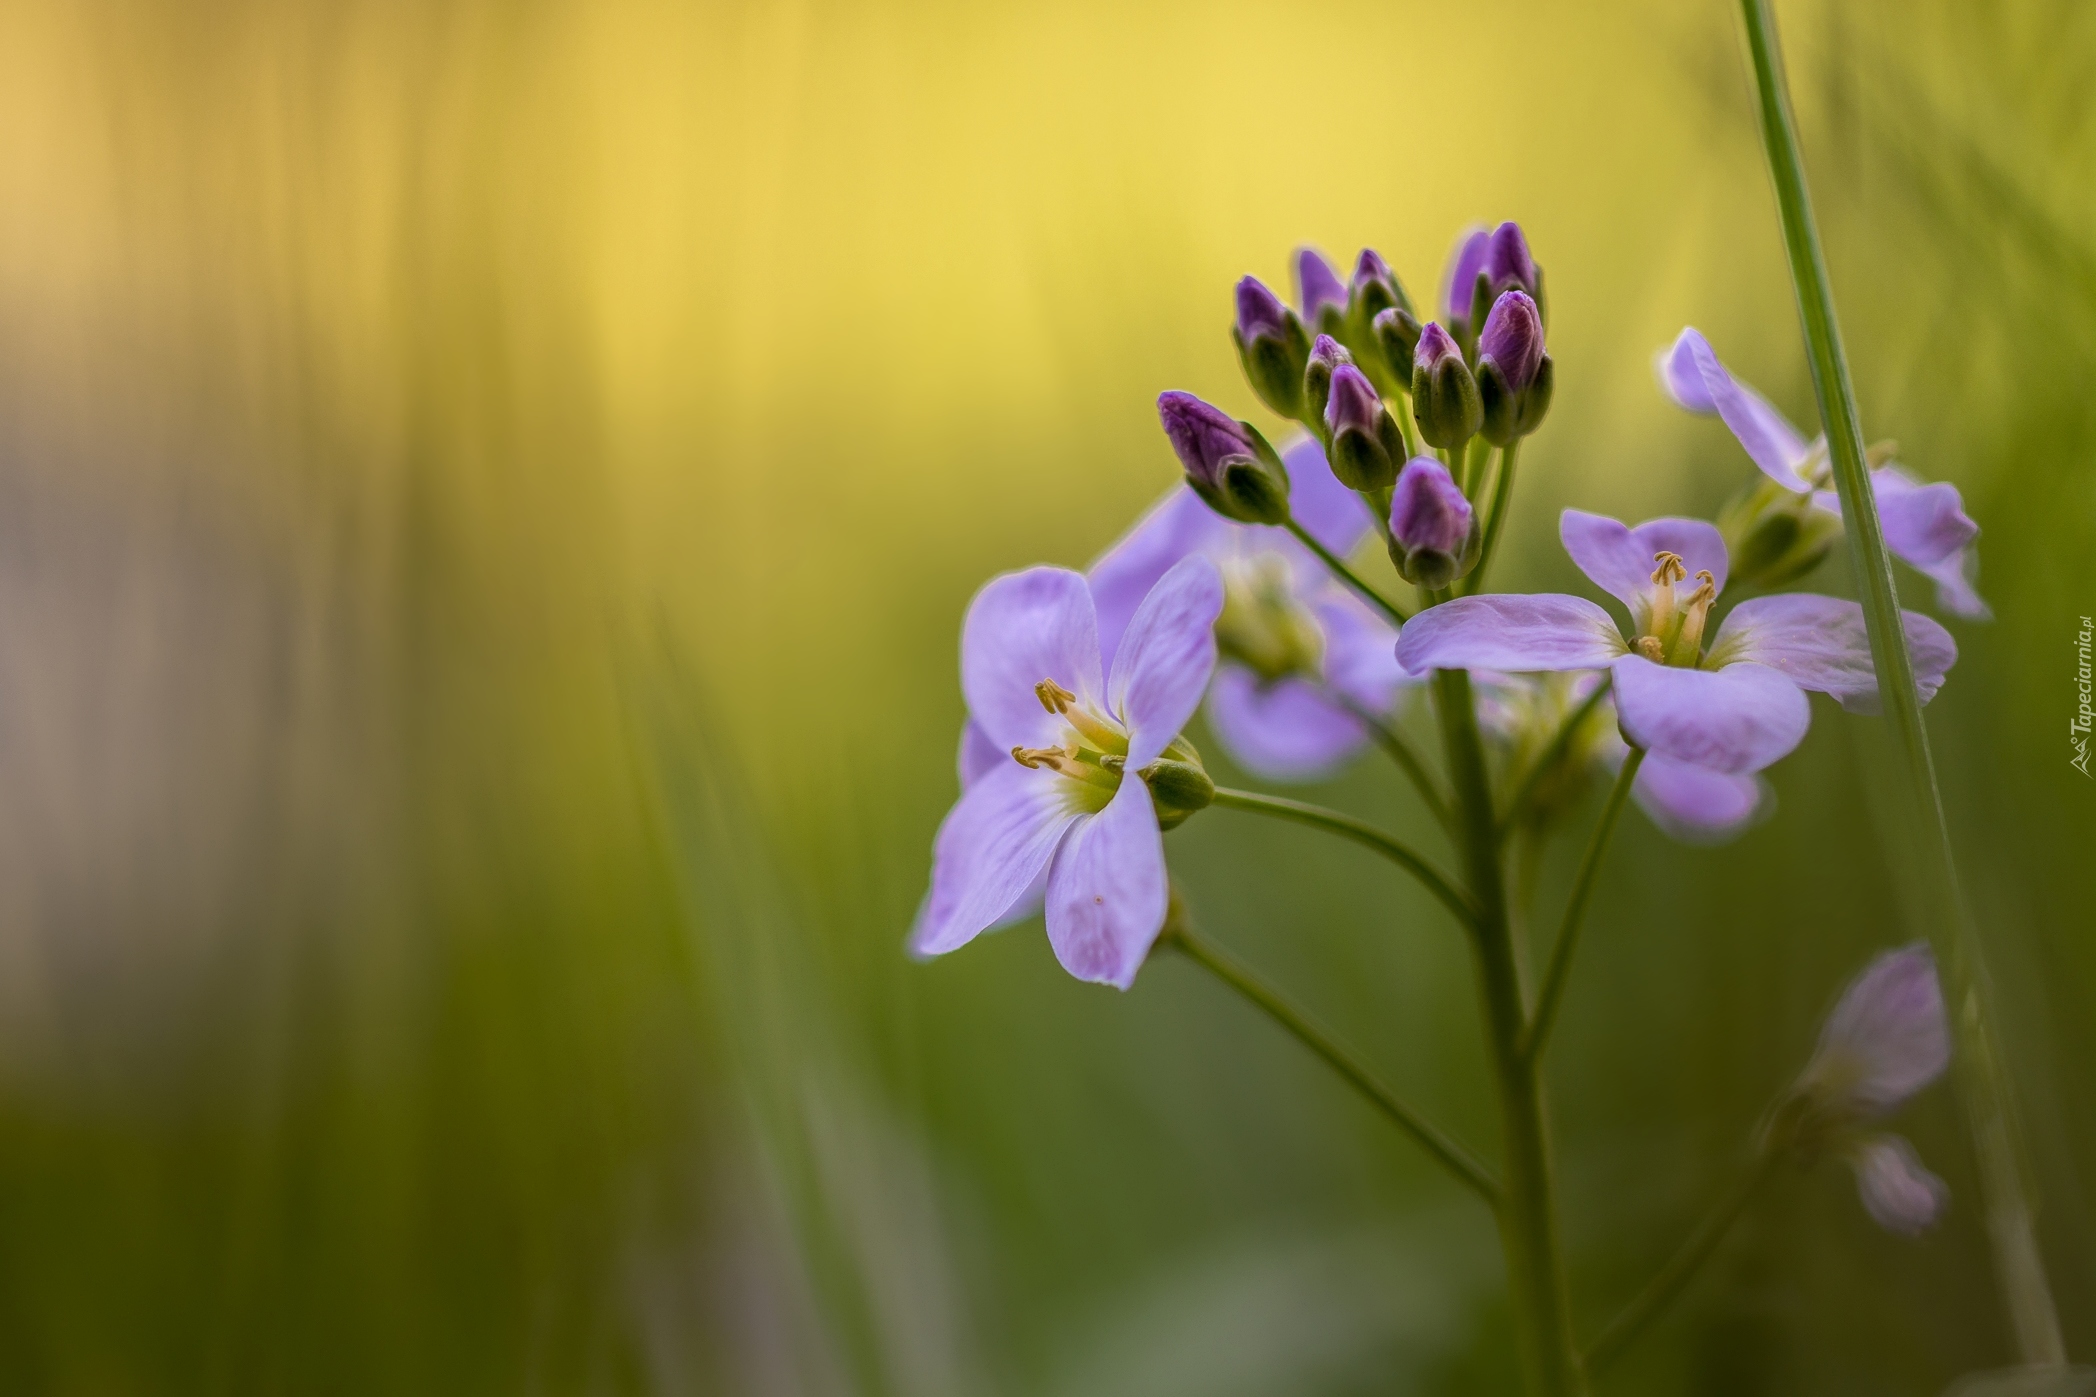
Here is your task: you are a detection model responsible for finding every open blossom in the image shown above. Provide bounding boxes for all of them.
[914,557,1223,988]
[1089,436,1414,782]
[1787,945,1953,1235]
[1658,327,1988,619]
[1396,509,1958,775]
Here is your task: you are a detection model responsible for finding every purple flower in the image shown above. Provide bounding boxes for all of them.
[913,557,1225,988]
[1395,509,1959,775]
[1439,221,1540,323]
[1658,327,1987,619]
[1387,457,1478,588]
[1785,945,1953,1235]
[1089,437,1415,782]
[1295,247,1348,327]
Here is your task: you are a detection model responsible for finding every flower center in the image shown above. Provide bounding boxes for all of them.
[1214,552,1325,683]
[1009,679,1129,812]
[1639,551,1717,667]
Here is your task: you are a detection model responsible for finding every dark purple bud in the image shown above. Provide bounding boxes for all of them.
[1294,247,1348,326]
[1158,391,1257,489]
[1302,334,1351,423]
[1156,391,1291,525]
[1389,457,1473,556]
[1322,364,1399,491]
[1440,227,1491,321]
[1483,222,1539,299]
[1414,321,1462,373]
[1410,322,1482,450]
[1234,276,1290,344]
[1351,248,1395,298]
[1478,291,1544,393]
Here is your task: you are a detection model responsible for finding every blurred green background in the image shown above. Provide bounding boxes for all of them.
[0,0,2089,1391]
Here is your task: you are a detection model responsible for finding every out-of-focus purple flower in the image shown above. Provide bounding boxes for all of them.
[1395,509,1959,775]
[1387,457,1477,588]
[912,557,1223,988]
[1233,276,1310,420]
[1779,945,1953,1235]
[1658,327,1987,619]
[1088,437,1415,782]
[1295,247,1349,330]
[1157,391,1290,525]
[1323,363,1402,491]
[1440,221,1541,324]
[1411,321,1482,449]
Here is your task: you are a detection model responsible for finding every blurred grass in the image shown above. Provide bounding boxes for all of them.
[0,0,2089,1391]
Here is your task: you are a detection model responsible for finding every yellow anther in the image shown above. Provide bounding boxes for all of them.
[1011,745,1065,770]
[1034,679,1076,714]
[1635,636,1665,662]
[1649,551,1687,587]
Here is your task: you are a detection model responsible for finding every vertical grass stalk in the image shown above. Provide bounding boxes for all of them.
[1738,0,2065,1364]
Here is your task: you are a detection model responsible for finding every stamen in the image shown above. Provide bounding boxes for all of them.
[1635,636,1665,662]
[1034,679,1076,714]
[1649,551,1687,588]
[1011,745,1062,770]
[1687,569,1716,603]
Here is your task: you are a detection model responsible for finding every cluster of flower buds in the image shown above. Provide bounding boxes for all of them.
[1443,222,1546,352]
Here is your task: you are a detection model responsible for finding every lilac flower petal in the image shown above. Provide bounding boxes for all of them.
[962,567,1105,751]
[1295,247,1347,321]
[1560,510,1730,610]
[1315,591,1410,711]
[1280,435,1374,558]
[1205,667,1369,782]
[1089,486,1231,671]
[1656,328,1814,492]
[1709,594,1957,713]
[1919,548,1991,621]
[1812,470,1979,570]
[1396,594,1627,675]
[1109,554,1223,768]
[1610,655,1810,774]
[1849,1134,1949,1236]
[1815,943,1950,1114]
[1440,226,1489,320]
[958,718,1005,789]
[1631,753,1771,844]
[1043,779,1166,989]
[911,762,1081,958]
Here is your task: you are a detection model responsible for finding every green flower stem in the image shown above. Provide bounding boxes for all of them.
[1210,787,1473,928]
[1283,517,1411,627]
[1465,440,1522,596]
[1395,390,1423,459]
[1327,691,1456,838]
[1462,434,1493,497]
[1520,750,1643,1065]
[1167,922,1500,1204]
[1740,0,2066,1363]
[1432,668,1587,1397]
[1498,676,1614,847]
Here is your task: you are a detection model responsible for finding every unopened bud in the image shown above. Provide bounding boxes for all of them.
[1232,276,1310,419]
[1142,751,1215,830]
[1476,291,1552,444]
[1303,334,1352,427]
[1322,364,1401,491]
[1386,456,1480,588]
[1294,248,1348,337]
[1345,248,1415,393]
[1371,306,1423,389]
[1410,322,1482,450]
[1156,391,1292,526]
[1717,473,1842,589]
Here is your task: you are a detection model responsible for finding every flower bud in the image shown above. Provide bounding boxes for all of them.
[1442,222,1544,352]
[1717,474,1842,589]
[1302,334,1352,427]
[1294,247,1348,337]
[1371,306,1423,387]
[1232,276,1310,420]
[1156,391,1292,526]
[1475,291,1553,444]
[1410,322,1482,450]
[1386,456,1480,588]
[1141,736,1215,831]
[1345,248,1415,393]
[1322,364,1401,492]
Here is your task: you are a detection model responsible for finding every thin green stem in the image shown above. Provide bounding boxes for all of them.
[1739,0,2064,1363]
[1461,434,1493,497]
[1583,1147,1782,1374]
[1327,690,1455,837]
[1210,786,1473,928]
[1431,668,1586,1396]
[1395,390,1423,459]
[1465,440,1522,596]
[1499,675,1613,847]
[1284,517,1410,627]
[1520,750,1643,1065]
[1168,923,1500,1204]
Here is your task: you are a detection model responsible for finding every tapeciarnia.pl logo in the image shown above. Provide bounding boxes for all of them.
[2075,615,2093,778]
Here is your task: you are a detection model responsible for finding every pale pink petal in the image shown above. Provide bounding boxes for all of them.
[1043,779,1167,989]
[1849,1135,1949,1236]
[1630,753,1772,844]
[1656,328,1815,491]
[1089,486,1232,670]
[1560,510,1730,612]
[1610,655,1810,775]
[911,762,1081,959]
[1813,944,1949,1115]
[1396,594,1626,675]
[1205,668,1369,782]
[1109,555,1223,767]
[962,567,1104,751]
[1709,594,1956,713]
